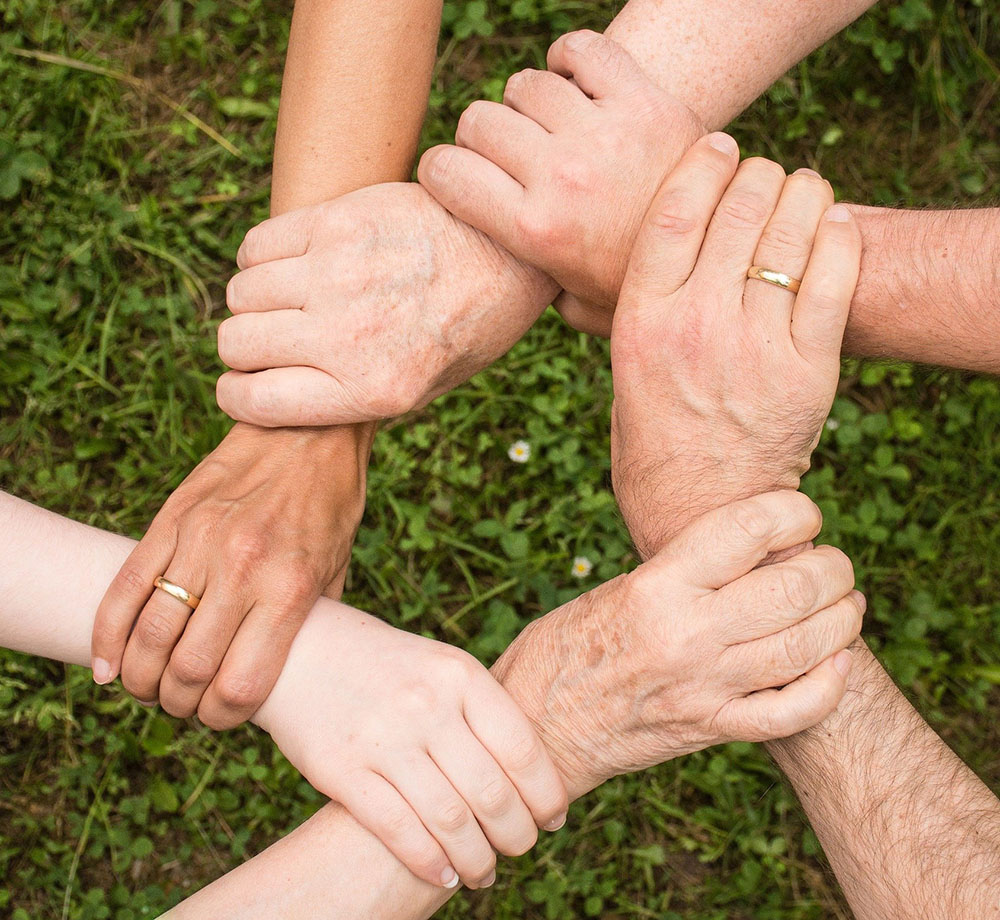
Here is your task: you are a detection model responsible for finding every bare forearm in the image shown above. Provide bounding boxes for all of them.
[605,0,875,129]
[768,641,1000,919]
[270,0,442,214]
[845,206,1000,372]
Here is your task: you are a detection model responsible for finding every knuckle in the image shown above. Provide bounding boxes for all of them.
[780,624,816,674]
[133,609,180,650]
[503,68,537,103]
[437,800,472,834]
[646,196,699,236]
[236,226,264,269]
[455,102,485,142]
[169,650,219,688]
[224,531,270,565]
[504,729,544,773]
[716,189,773,230]
[282,565,320,608]
[776,564,819,615]
[478,777,516,818]
[378,802,417,840]
[729,499,774,544]
[115,565,154,598]
[214,671,269,713]
[513,207,556,249]
[761,219,810,255]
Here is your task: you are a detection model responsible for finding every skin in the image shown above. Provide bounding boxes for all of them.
[608,111,1000,919]
[172,139,998,915]
[0,487,857,917]
[90,0,444,729]
[214,1,878,428]
[419,30,1000,366]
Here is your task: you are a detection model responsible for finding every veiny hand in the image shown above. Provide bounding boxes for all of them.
[492,491,862,798]
[418,29,703,336]
[254,602,568,891]
[610,133,862,558]
[215,182,559,427]
[91,423,370,729]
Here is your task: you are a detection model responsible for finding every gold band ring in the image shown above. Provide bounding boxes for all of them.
[153,576,201,611]
[747,265,801,294]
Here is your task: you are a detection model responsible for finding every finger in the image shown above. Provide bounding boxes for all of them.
[651,491,824,591]
[692,156,786,307]
[464,682,568,832]
[119,557,205,703]
[553,291,613,337]
[718,648,854,742]
[417,145,526,258]
[617,132,740,307]
[744,169,834,330]
[91,524,176,685]
[791,203,862,370]
[429,730,538,858]
[226,258,310,315]
[386,758,498,890]
[217,311,315,372]
[216,367,358,428]
[236,206,319,270]
[503,68,592,131]
[157,588,248,719]
[454,100,548,184]
[729,591,865,691]
[338,772,459,889]
[717,545,856,644]
[546,29,649,100]
[197,599,310,730]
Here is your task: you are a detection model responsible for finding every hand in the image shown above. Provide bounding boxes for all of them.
[418,30,703,335]
[492,491,862,798]
[254,602,568,891]
[215,182,559,427]
[610,134,862,558]
[91,423,370,728]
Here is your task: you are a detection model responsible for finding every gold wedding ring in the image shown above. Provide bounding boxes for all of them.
[747,265,801,294]
[153,576,201,611]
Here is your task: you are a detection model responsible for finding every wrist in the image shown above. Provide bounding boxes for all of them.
[765,638,894,773]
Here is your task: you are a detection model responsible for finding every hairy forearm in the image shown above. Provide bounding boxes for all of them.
[768,641,1000,919]
[845,206,1000,372]
[270,0,442,214]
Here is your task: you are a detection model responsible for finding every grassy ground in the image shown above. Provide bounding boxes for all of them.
[1,0,999,917]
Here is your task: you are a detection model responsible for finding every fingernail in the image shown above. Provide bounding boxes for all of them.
[825,204,851,222]
[794,167,822,178]
[441,867,460,889]
[833,649,853,677]
[543,813,567,832]
[136,698,158,709]
[92,658,114,685]
[852,590,868,615]
[480,870,496,888]
[707,132,738,156]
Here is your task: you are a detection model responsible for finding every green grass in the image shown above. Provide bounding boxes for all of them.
[1,0,999,917]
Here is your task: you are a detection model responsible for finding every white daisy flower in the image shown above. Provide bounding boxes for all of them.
[508,440,531,463]
[825,418,841,431]
[571,556,593,579]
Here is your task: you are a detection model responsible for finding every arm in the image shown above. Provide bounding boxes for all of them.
[421,13,1000,372]
[1,487,859,918]
[214,0,882,428]
[769,643,1000,919]
[605,133,1000,912]
[91,0,442,728]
